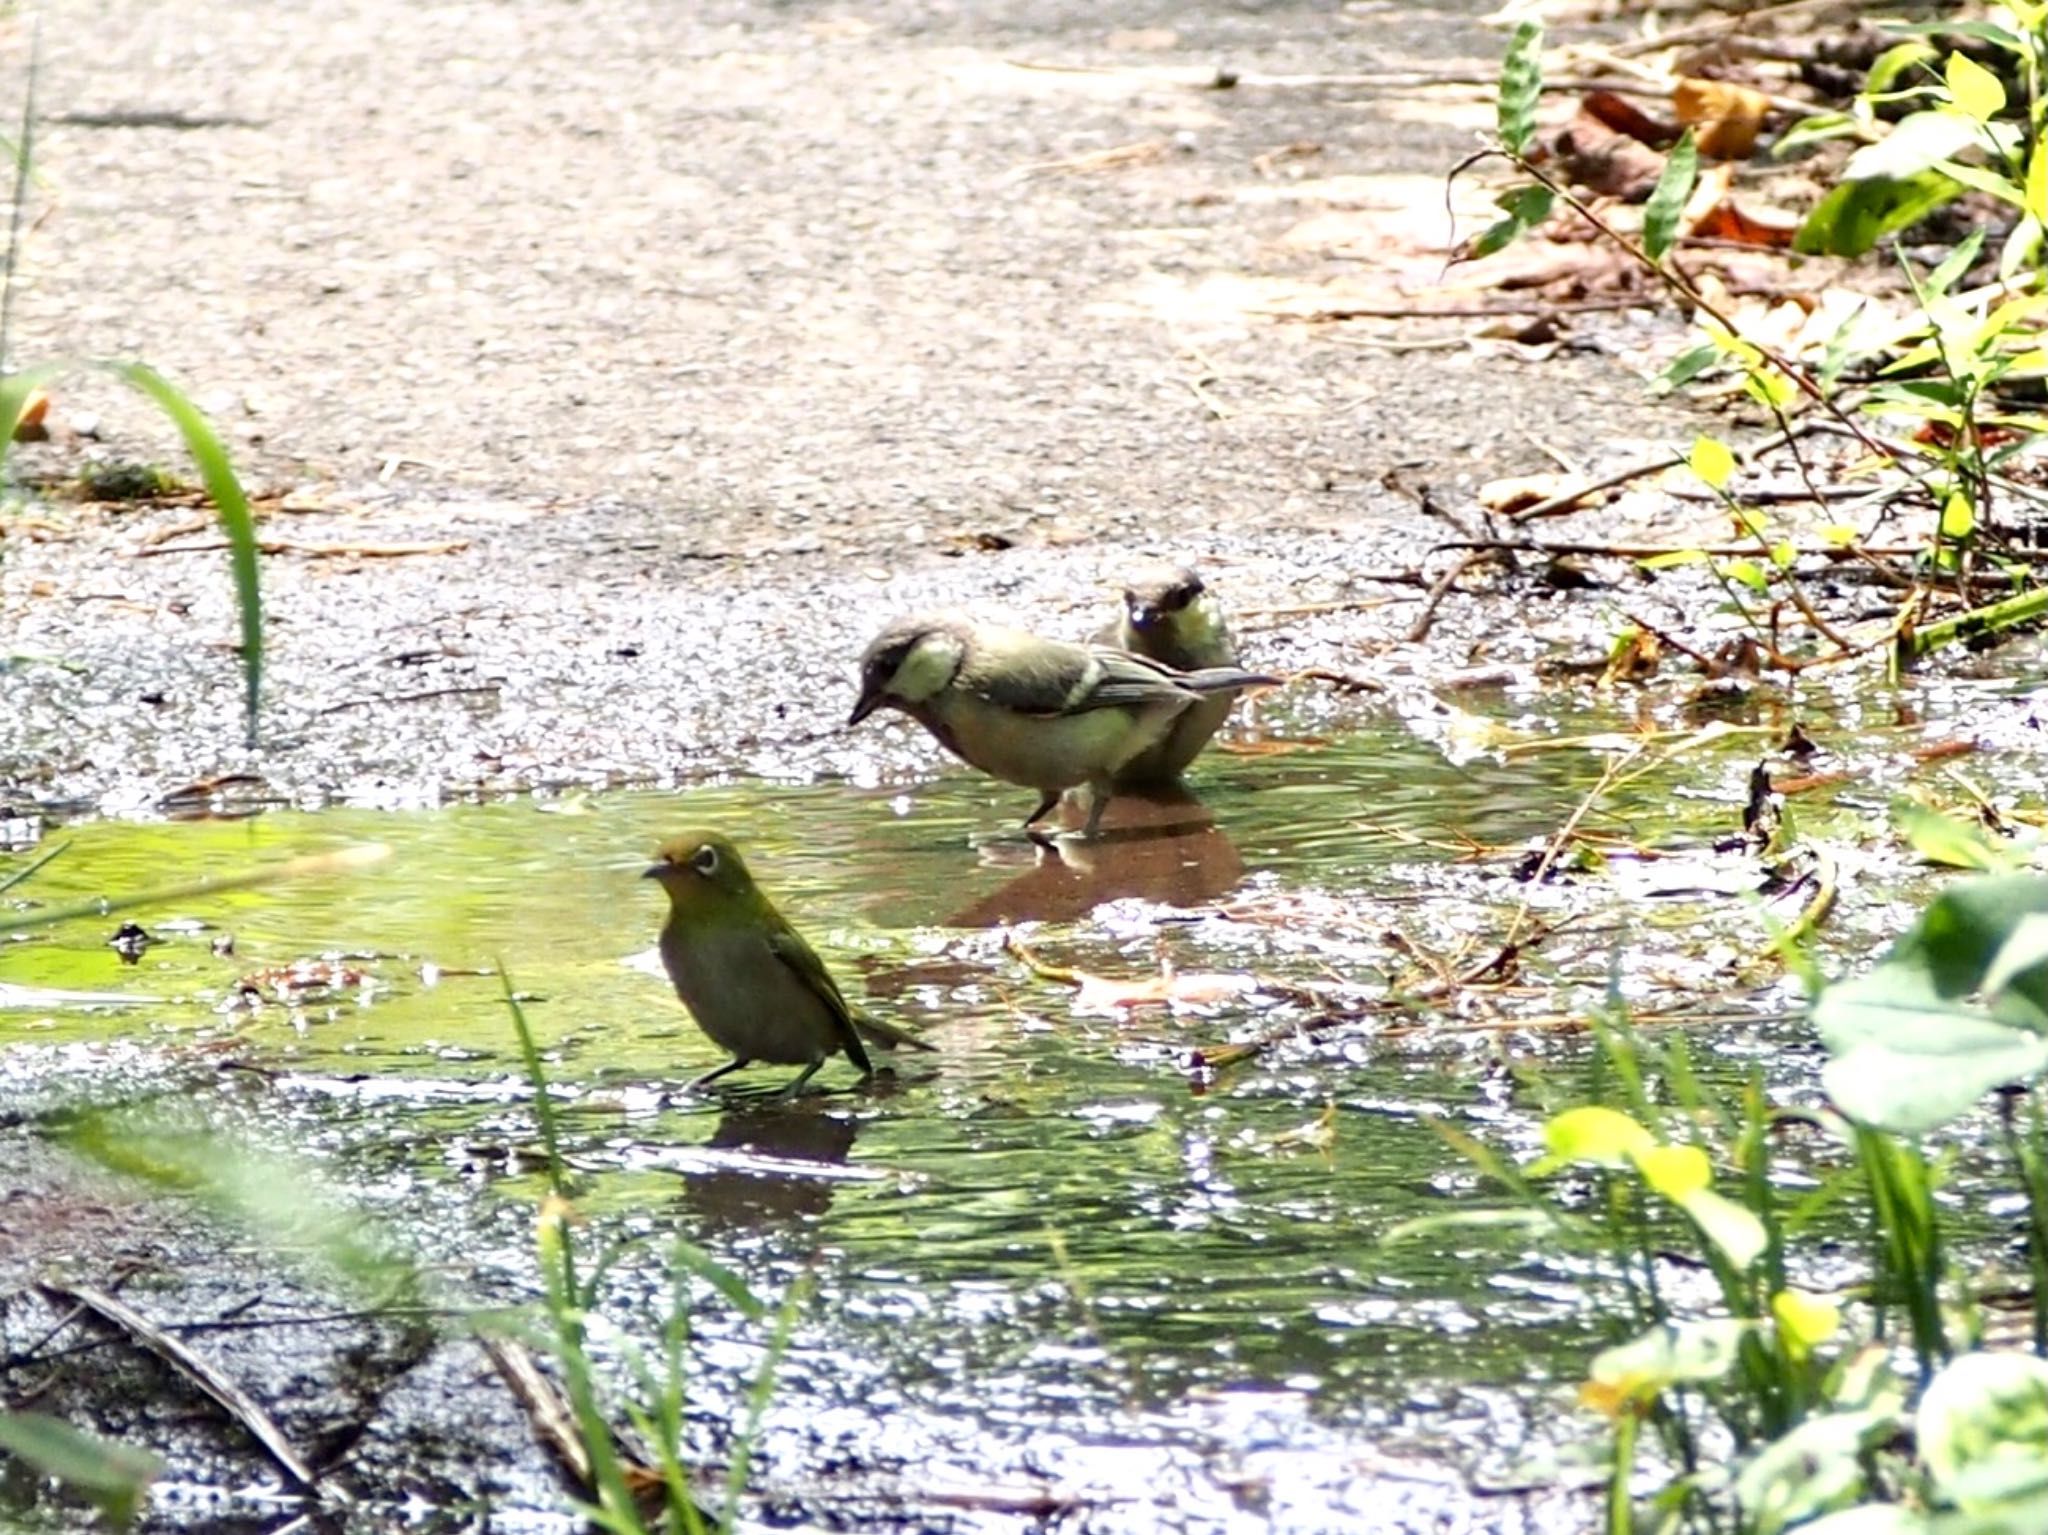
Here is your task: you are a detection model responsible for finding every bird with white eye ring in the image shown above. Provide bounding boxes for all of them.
[643,830,934,1097]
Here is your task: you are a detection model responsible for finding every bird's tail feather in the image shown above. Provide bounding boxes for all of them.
[1179,666,1281,696]
[853,1010,939,1052]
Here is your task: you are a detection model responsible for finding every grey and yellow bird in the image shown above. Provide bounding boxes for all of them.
[1095,564,1240,786]
[644,830,934,1096]
[847,611,1276,839]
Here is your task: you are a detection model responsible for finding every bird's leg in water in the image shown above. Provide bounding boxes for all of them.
[777,1058,828,1099]
[688,1058,751,1092]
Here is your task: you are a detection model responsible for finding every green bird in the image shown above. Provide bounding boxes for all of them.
[1095,564,1241,787]
[848,611,1277,840]
[643,830,935,1097]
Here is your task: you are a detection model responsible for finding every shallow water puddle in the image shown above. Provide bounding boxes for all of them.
[0,699,2006,1528]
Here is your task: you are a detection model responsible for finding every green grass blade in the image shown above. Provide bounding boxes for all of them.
[0,836,68,895]
[0,21,36,374]
[104,361,263,746]
[0,1411,160,1528]
[721,1277,805,1530]
[499,964,571,1200]
[0,843,387,934]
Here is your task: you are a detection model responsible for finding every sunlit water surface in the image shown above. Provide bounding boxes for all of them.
[1,698,2023,1532]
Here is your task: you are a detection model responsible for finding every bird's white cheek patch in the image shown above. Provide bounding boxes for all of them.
[890,636,962,703]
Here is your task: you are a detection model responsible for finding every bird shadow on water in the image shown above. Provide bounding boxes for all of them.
[943,784,1243,927]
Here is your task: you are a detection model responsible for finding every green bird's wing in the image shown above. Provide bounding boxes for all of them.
[764,926,862,1041]
[1075,647,1194,710]
[764,927,935,1056]
[962,635,1186,717]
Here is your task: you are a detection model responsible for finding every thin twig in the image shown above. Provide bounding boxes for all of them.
[138,538,471,559]
[1407,549,1498,642]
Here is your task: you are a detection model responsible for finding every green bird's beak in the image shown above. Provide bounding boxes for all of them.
[848,682,884,727]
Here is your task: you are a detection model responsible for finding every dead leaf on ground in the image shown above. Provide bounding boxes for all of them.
[1583,89,1675,148]
[1479,472,1609,516]
[1552,105,1666,200]
[1674,77,1772,160]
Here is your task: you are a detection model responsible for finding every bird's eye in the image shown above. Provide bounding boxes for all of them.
[690,844,720,876]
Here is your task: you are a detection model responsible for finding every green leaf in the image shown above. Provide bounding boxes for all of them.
[1946,51,2008,122]
[1644,129,1698,261]
[1735,1407,1897,1534]
[1812,876,2048,1132]
[1940,489,1976,540]
[1918,1353,2048,1512]
[0,1412,161,1527]
[1795,171,1964,256]
[1725,557,1769,592]
[1846,111,1984,180]
[1497,21,1545,157]
[1638,548,1711,570]
[107,362,264,747]
[1983,913,2048,1000]
[1469,183,1555,258]
[1658,341,1723,392]
[1924,228,1986,297]
[1689,434,1735,490]
[1772,1289,1842,1354]
[1676,1185,1770,1272]
[1895,800,2019,872]
[1866,40,1940,96]
[1588,1319,1749,1406]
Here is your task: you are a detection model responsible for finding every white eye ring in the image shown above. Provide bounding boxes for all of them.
[690,843,720,876]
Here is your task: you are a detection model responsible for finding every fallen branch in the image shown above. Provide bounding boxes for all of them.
[137,538,470,559]
[38,1280,329,1495]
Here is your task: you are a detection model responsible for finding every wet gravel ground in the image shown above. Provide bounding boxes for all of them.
[0,0,1699,815]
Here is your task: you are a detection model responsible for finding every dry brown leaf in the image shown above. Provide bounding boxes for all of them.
[1582,89,1675,148]
[1552,106,1664,200]
[1673,77,1772,160]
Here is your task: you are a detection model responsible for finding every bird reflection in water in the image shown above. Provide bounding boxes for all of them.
[674,1098,870,1232]
[944,783,1243,927]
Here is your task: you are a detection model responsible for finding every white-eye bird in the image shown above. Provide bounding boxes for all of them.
[847,611,1276,839]
[644,830,935,1097]
[1095,564,1240,787]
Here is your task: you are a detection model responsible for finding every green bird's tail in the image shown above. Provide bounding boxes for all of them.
[853,1009,938,1053]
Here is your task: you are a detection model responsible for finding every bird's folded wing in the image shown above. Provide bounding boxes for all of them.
[1075,648,1193,709]
[960,642,1103,715]
[766,928,862,1042]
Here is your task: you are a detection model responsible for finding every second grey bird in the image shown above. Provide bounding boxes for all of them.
[1096,564,1240,786]
[848,611,1275,838]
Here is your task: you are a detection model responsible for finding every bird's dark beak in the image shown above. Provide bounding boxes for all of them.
[848,679,884,727]
[642,863,665,880]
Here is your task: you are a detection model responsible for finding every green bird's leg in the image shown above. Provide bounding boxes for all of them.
[689,1057,751,1092]
[777,1058,828,1099]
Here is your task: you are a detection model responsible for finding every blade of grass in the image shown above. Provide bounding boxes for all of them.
[0,20,36,375]
[0,843,388,934]
[0,836,69,895]
[104,361,263,746]
[720,1276,805,1531]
